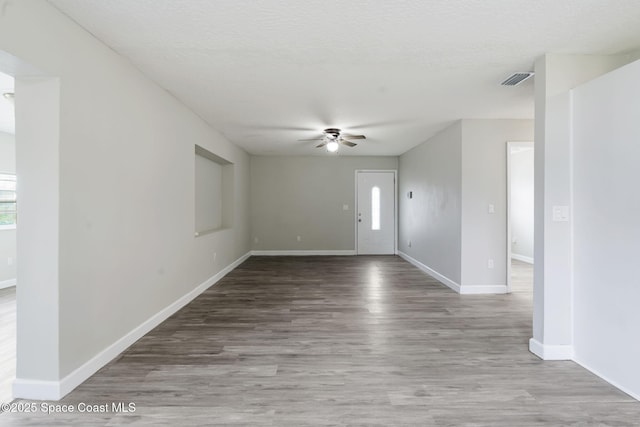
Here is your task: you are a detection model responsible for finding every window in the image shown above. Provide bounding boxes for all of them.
[0,173,16,228]
[371,186,380,230]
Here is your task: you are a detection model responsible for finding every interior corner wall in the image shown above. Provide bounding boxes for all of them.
[571,58,640,399]
[460,119,533,291]
[1,0,250,393]
[532,53,637,355]
[0,131,16,285]
[398,121,462,286]
[250,156,397,251]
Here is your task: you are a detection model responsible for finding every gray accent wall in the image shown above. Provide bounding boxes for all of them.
[399,122,463,284]
[399,119,534,291]
[251,156,398,251]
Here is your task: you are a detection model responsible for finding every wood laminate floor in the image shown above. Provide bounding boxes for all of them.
[511,258,533,294]
[1,256,638,426]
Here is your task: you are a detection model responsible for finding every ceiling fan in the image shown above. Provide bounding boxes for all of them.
[299,128,366,152]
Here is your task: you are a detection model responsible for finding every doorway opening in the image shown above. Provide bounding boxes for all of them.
[0,70,16,404]
[506,142,534,294]
[355,170,397,255]
[0,50,61,401]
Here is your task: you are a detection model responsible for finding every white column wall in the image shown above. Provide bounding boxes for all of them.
[531,53,638,359]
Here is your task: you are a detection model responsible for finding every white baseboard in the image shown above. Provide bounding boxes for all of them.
[251,250,356,256]
[397,251,461,293]
[528,338,573,360]
[460,285,508,295]
[511,254,534,264]
[12,379,60,401]
[573,357,640,402]
[13,251,252,401]
[0,278,16,289]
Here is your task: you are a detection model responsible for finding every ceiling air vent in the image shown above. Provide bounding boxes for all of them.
[501,72,534,86]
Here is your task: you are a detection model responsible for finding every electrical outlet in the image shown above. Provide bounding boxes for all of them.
[296,235,301,242]
[408,240,412,248]
[7,257,13,266]
[343,204,349,211]
[213,252,217,263]
[487,259,494,269]
[254,237,259,243]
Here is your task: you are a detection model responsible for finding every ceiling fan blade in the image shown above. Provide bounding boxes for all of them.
[315,142,327,148]
[298,137,325,141]
[341,134,366,140]
[340,140,357,147]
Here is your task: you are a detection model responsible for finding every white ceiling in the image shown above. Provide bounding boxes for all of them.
[49,0,640,156]
[0,71,14,135]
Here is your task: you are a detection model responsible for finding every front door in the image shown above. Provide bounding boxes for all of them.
[356,171,395,254]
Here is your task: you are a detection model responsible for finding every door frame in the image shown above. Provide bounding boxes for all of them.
[506,141,534,292]
[354,169,398,255]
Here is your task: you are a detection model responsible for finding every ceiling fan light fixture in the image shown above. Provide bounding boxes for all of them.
[326,141,339,152]
[303,128,364,152]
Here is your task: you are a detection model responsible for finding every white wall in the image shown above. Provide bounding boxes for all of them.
[0,131,15,286]
[398,122,462,285]
[251,156,397,252]
[572,58,640,399]
[460,120,533,291]
[532,53,638,358]
[0,0,251,396]
[510,147,534,261]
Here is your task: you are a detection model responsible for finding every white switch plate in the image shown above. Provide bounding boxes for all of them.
[487,259,494,269]
[552,206,569,222]
[343,204,349,211]
[488,204,495,214]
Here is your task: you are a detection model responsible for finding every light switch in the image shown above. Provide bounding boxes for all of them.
[552,206,569,222]
[343,204,349,211]
[488,204,495,214]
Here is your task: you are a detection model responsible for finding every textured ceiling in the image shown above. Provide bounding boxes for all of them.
[49,0,640,156]
[0,71,14,135]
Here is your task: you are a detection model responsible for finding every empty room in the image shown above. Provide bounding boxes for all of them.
[1,1,640,425]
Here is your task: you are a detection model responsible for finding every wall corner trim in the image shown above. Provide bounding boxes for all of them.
[12,251,252,401]
[251,250,356,256]
[528,338,574,360]
[397,251,461,293]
